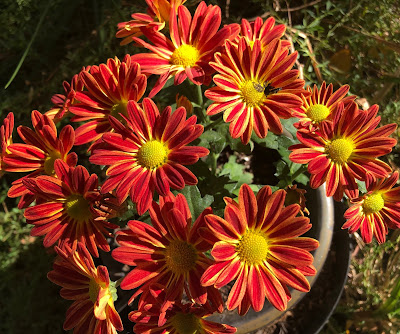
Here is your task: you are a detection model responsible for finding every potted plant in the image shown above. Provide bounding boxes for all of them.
[1,1,399,333]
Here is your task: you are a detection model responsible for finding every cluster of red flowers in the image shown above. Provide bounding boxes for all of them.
[289,84,399,243]
[1,0,399,333]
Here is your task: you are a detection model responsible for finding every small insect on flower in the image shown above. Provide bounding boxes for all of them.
[252,82,282,96]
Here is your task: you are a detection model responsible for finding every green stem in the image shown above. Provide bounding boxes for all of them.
[4,1,52,89]
[195,83,203,107]
[210,152,219,175]
[290,164,308,183]
[204,117,224,132]
[193,84,206,123]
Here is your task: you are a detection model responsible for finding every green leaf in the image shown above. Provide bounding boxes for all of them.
[219,155,254,196]
[356,179,367,194]
[252,131,279,150]
[178,185,214,220]
[280,118,299,138]
[197,129,227,154]
[227,136,254,154]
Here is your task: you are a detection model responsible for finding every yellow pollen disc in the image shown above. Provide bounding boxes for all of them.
[164,240,198,275]
[111,100,128,119]
[307,104,330,123]
[248,40,255,49]
[240,80,265,107]
[88,279,100,303]
[43,151,62,175]
[326,138,354,164]
[170,44,200,68]
[136,140,169,170]
[362,192,385,215]
[236,230,269,266]
[170,312,200,334]
[65,194,92,221]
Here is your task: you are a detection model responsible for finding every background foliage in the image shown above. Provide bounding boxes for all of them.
[1,0,400,333]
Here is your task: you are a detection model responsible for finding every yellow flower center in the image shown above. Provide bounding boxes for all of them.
[43,151,62,175]
[165,239,198,275]
[362,192,385,215]
[236,230,269,266]
[326,138,354,164]
[65,194,92,221]
[170,44,200,68]
[136,140,169,170]
[240,80,266,107]
[307,104,331,123]
[110,100,128,119]
[170,312,200,334]
[88,279,100,303]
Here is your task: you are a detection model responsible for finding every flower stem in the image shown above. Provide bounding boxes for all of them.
[291,164,308,183]
[204,117,224,132]
[195,83,203,107]
[192,83,206,123]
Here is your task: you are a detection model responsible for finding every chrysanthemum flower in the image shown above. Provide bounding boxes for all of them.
[112,193,222,312]
[205,37,307,144]
[200,184,319,315]
[131,1,240,97]
[116,0,186,45]
[289,103,397,201]
[237,16,291,50]
[0,112,14,177]
[90,98,208,215]
[69,55,147,145]
[4,110,77,208]
[48,243,123,334]
[130,284,235,333]
[291,81,354,130]
[284,184,309,216]
[22,159,119,257]
[343,171,400,244]
[176,93,193,115]
[46,67,89,121]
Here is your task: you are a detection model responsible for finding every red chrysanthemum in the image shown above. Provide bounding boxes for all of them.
[130,284,235,334]
[284,184,309,216]
[69,55,147,145]
[176,93,193,115]
[116,0,187,45]
[112,193,222,312]
[0,112,14,177]
[343,171,400,244]
[200,184,319,315]
[289,103,397,201]
[205,37,307,144]
[237,16,291,50]
[4,110,77,208]
[22,159,119,257]
[90,98,208,215]
[131,1,240,97]
[46,67,89,121]
[48,243,123,334]
[291,81,355,130]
